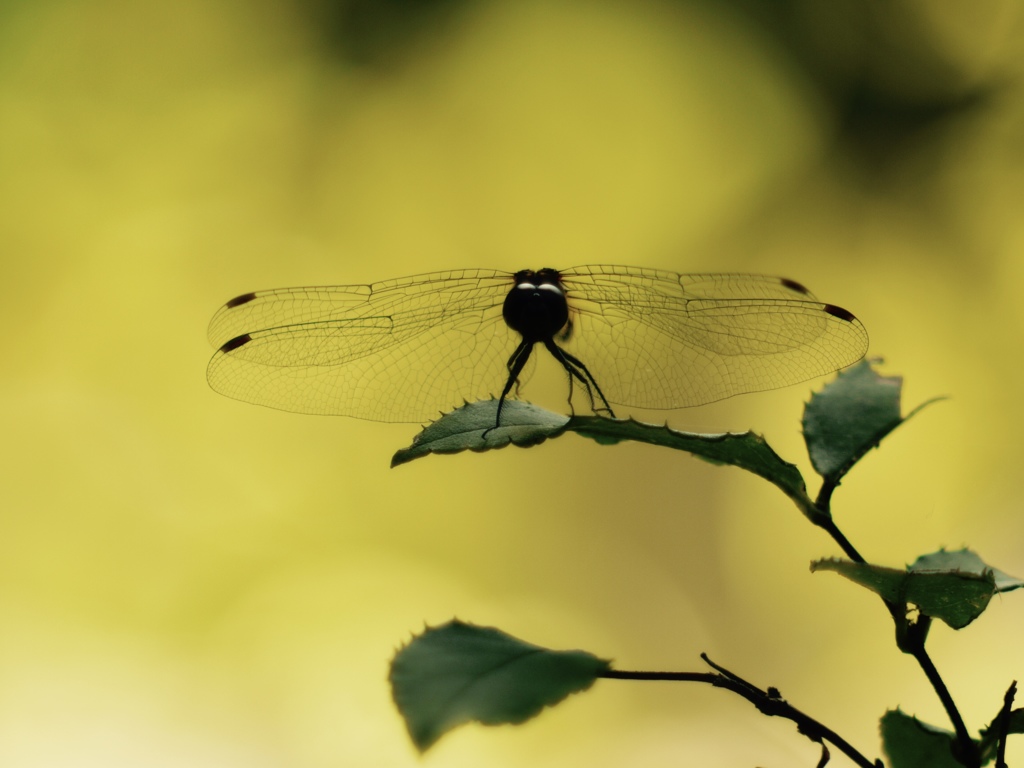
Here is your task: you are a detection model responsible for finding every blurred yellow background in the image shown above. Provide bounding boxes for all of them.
[2,0,1024,765]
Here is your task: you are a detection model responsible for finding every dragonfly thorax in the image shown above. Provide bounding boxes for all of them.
[502,269,570,343]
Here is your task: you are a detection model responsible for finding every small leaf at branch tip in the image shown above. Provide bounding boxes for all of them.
[910,548,1024,593]
[812,552,1016,629]
[389,619,609,751]
[802,358,940,483]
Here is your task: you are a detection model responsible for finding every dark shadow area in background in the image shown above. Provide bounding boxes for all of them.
[301,0,470,69]
[299,0,1007,172]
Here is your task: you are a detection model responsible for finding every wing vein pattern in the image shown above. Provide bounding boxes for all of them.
[207,265,868,422]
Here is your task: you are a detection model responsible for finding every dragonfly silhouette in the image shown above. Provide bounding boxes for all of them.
[207,265,868,427]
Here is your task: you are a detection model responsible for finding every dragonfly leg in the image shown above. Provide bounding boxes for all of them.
[485,339,535,434]
[543,339,616,418]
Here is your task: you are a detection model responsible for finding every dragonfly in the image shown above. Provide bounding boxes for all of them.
[207,265,869,426]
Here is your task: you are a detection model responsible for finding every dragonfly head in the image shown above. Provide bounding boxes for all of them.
[503,269,571,343]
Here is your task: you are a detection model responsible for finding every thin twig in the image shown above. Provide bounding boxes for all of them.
[600,656,881,768]
[996,681,1017,768]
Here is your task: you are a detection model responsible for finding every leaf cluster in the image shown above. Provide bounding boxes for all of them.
[389,361,1023,766]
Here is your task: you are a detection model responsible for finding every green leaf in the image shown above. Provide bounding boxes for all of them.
[880,710,962,768]
[389,619,609,751]
[802,359,941,482]
[910,549,1024,594]
[810,557,997,629]
[568,415,809,507]
[391,400,570,467]
[812,549,1022,629]
[393,402,813,511]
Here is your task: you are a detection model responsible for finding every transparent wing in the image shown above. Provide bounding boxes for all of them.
[206,269,530,422]
[207,264,869,422]
[557,265,869,409]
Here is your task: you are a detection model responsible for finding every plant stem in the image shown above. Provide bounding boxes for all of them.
[909,642,979,767]
[781,477,864,563]
[819,525,978,765]
[815,513,865,563]
[600,656,882,768]
[804,493,978,765]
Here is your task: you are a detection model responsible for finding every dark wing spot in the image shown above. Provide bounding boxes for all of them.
[780,277,810,295]
[823,304,857,323]
[219,333,253,353]
[225,292,258,309]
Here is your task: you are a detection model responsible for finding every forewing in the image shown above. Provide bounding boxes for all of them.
[208,269,510,347]
[206,269,527,422]
[558,266,869,409]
